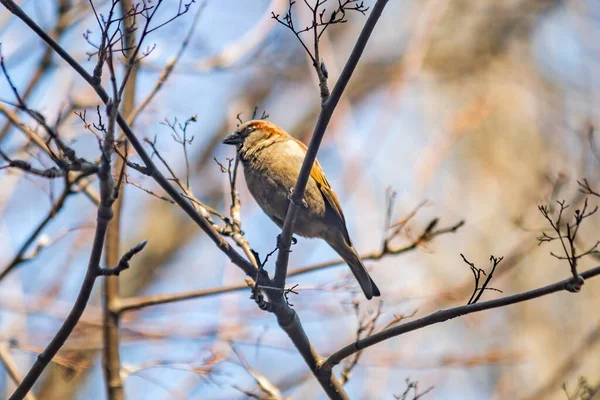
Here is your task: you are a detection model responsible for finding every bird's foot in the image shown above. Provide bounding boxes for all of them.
[276,234,297,248]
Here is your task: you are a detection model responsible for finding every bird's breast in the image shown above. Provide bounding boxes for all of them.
[241,148,328,238]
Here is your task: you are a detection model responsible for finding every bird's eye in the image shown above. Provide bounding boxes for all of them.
[245,125,255,134]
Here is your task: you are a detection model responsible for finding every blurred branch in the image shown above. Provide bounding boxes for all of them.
[562,377,600,400]
[102,0,139,397]
[339,301,383,385]
[0,0,71,143]
[0,342,37,400]
[231,342,285,400]
[0,175,76,281]
[523,321,600,400]
[289,218,464,277]
[116,282,249,313]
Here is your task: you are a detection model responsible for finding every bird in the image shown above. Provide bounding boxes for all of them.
[222,120,380,299]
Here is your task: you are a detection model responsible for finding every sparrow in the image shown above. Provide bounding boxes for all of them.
[222,120,380,299]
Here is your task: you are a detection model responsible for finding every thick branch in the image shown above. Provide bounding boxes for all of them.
[270,296,349,400]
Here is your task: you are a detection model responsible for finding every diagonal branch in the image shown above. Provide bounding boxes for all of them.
[273,0,390,289]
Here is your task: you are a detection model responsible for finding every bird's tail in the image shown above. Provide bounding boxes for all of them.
[328,239,380,300]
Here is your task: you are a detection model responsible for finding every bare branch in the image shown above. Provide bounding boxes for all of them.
[461,254,503,305]
[538,198,599,291]
[98,240,148,276]
[320,266,600,374]
[394,378,434,400]
[230,342,284,400]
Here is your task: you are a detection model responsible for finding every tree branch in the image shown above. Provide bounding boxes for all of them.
[319,266,600,375]
[273,0,390,289]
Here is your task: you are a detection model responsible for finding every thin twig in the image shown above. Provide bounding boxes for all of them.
[127,1,207,126]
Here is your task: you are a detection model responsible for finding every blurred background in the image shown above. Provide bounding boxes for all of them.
[0,0,599,399]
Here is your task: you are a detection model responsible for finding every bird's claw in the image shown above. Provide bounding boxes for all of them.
[276,234,297,248]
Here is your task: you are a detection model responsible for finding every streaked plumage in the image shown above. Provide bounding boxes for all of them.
[222,120,380,299]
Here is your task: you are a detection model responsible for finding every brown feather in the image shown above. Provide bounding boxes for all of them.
[309,159,352,245]
[291,135,352,245]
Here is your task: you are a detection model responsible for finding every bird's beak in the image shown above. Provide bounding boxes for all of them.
[222,133,243,145]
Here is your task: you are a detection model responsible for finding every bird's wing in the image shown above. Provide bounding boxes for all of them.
[291,138,352,244]
[310,160,352,244]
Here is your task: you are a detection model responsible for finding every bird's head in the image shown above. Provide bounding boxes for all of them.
[222,120,289,158]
